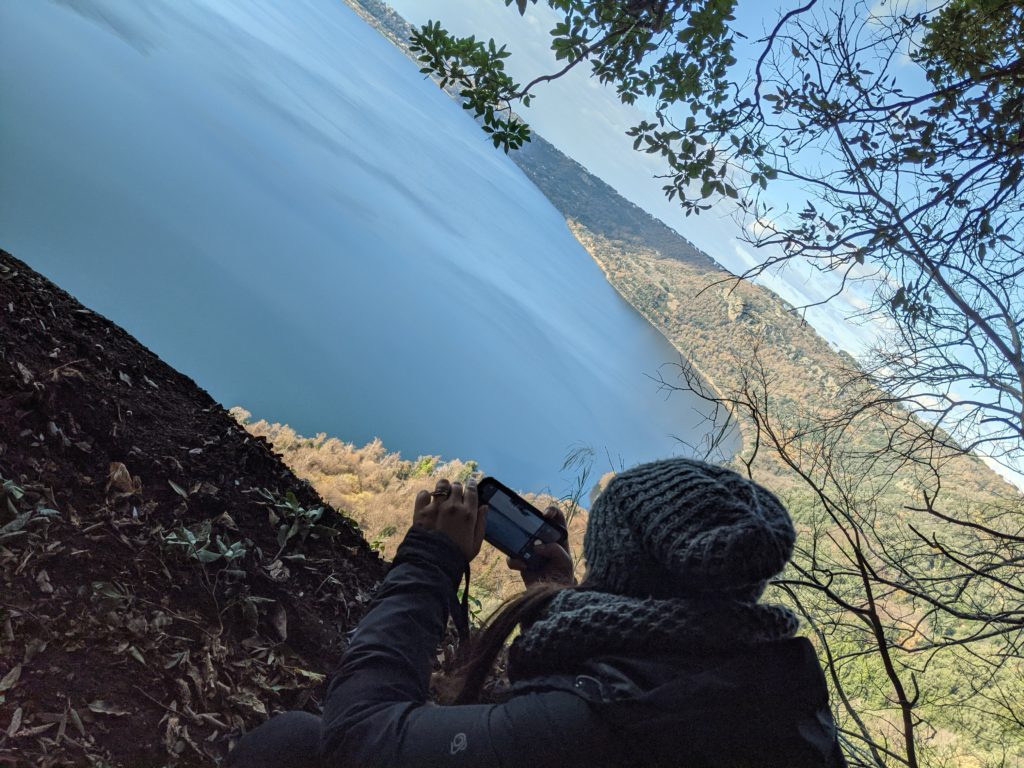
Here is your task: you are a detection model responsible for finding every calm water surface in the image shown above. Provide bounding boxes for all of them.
[0,0,728,489]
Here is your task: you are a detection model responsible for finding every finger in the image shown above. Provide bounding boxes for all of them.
[414,490,431,514]
[464,478,478,510]
[474,503,488,547]
[507,555,527,572]
[449,481,464,505]
[531,541,575,583]
[415,489,438,527]
[429,478,451,509]
[542,507,570,551]
[544,505,567,527]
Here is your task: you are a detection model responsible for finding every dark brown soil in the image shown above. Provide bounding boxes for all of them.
[0,249,387,766]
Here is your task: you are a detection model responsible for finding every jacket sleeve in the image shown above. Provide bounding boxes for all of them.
[320,526,613,768]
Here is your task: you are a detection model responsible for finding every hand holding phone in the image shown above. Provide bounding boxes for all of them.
[413,477,487,562]
[507,507,576,587]
[477,477,573,584]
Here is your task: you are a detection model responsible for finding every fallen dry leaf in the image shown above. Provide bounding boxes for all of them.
[87,700,131,717]
[22,638,47,664]
[11,723,55,738]
[0,665,22,693]
[68,707,86,737]
[168,480,189,499]
[15,361,33,384]
[56,709,67,742]
[269,602,288,642]
[227,691,267,718]
[289,667,325,684]
[264,559,290,582]
[106,462,141,500]
[5,708,22,738]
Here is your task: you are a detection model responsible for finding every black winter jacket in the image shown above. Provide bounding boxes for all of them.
[321,527,845,768]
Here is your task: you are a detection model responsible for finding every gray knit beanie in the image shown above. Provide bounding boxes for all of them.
[583,458,795,601]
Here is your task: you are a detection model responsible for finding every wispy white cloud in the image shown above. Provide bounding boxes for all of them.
[839,285,871,312]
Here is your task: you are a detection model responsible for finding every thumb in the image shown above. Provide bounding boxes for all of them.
[532,541,565,558]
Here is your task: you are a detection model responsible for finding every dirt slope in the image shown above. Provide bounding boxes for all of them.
[0,249,386,766]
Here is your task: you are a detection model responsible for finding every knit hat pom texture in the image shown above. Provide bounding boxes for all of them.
[583,458,795,600]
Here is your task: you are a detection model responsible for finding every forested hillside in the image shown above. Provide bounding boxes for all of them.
[515,134,1009,496]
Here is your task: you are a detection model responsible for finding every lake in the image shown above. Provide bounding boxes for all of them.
[0,0,727,490]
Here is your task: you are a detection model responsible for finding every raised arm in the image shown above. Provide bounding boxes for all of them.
[319,478,612,768]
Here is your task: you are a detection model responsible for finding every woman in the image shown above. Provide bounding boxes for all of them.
[229,458,846,767]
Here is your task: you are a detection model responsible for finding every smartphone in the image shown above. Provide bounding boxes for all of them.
[478,477,567,569]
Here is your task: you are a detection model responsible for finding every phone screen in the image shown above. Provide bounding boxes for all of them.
[479,478,565,565]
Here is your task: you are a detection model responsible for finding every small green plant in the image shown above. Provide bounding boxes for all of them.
[455,461,479,483]
[160,519,252,628]
[90,581,133,613]
[370,524,397,555]
[560,445,593,531]
[161,521,248,564]
[457,582,491,627]
[2,477,26,506]
[1,475,59,543]
[253,488,354,558]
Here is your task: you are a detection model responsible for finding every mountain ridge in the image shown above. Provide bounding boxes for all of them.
[513,133,724,273]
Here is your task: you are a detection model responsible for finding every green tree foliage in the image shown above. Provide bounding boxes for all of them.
[411,21,530,150]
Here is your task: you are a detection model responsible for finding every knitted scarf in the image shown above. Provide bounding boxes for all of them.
[507,588,800,680]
